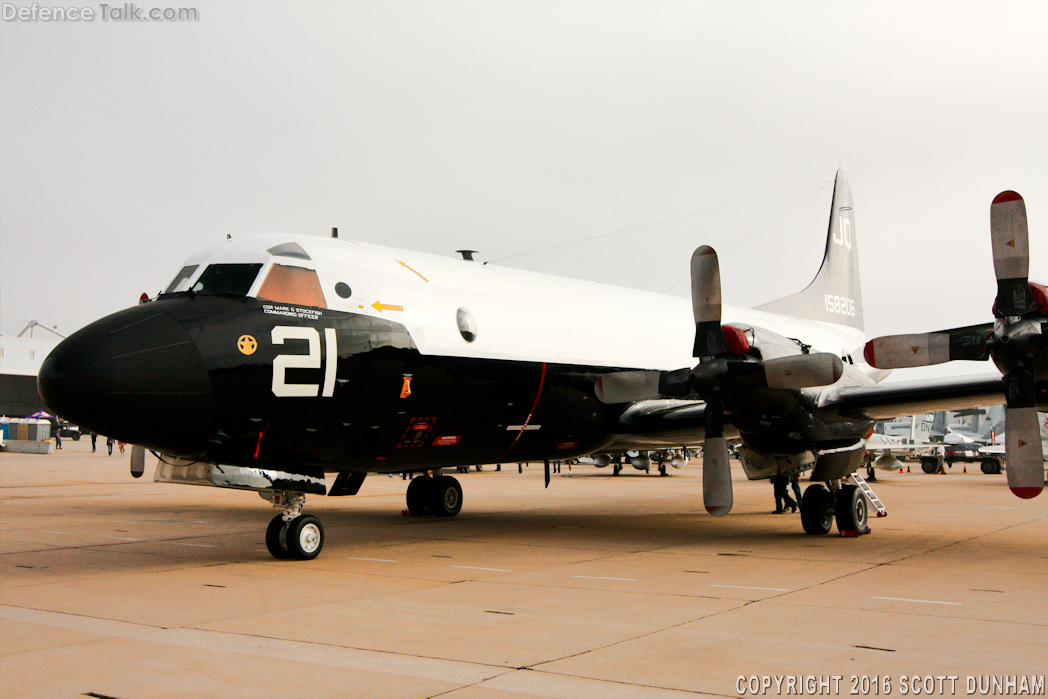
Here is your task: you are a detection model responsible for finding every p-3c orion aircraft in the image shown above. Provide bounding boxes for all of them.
[38,171,1046,560]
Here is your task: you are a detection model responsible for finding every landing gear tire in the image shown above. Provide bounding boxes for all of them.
[428,475,463,517]
[981,459,1001,475]
[406,476,431,515]
[835,484,869,534]
[265,514,292,559]
[800,484,834,535]
[921,458,937,474]
[286,514,324,560]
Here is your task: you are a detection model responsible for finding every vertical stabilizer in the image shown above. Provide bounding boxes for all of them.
[931,411,947,440]
[755,170,864,332]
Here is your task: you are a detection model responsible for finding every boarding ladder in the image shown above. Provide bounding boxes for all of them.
[847,471,887,517]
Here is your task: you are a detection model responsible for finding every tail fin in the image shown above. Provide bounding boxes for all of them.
[931,411,947,439]
[755,170,864,332]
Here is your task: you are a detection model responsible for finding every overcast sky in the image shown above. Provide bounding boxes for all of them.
[2,1,1045,381]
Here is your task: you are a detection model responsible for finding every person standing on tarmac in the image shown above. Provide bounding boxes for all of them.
[789,474,802,507]
[771,473,797,514]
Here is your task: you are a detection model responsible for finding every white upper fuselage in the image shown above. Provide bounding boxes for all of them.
[176,233,879,380]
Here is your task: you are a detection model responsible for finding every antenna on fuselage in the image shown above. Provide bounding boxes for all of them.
[456,250,477,261]
[331,227,338,239]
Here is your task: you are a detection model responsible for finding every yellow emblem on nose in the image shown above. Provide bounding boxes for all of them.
[237,335,258,355]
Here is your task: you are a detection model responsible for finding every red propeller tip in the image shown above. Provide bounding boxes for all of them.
[1010,486,1043,500]
[863,342,876,367]
[992,191,1023,204]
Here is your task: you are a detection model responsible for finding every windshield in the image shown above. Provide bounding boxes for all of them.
[190,263,263,296]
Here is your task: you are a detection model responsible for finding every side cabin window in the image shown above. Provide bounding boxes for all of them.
[191,263,263,295]
[165,265,199,294]
[256,264,327,308]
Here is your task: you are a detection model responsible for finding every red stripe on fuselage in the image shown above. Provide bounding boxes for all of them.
[498,362,547,461]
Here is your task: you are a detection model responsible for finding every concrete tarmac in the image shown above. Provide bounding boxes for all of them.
[1,440,1045,698]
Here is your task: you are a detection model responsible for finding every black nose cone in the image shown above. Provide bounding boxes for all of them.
[39,305,214,454]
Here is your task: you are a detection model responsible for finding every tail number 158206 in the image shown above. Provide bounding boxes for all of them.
[824,294,856,316]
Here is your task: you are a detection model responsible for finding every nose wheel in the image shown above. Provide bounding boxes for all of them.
[264,491,325,560]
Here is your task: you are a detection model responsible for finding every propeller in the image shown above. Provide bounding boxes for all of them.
[688,247,844,516]
[594,245,846,516]
[688,246,731,515]
[864,191,1045,498]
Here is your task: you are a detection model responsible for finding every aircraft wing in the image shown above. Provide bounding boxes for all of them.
[820,374,1005,421]
[604,375,1005,451]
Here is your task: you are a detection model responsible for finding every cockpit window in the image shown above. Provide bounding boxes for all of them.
[191,263,263,295]
[164,265,199,294]
[256,264,327,308]
[267,242,311,260]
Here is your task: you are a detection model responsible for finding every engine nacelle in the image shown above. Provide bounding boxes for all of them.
[739,446,816,480]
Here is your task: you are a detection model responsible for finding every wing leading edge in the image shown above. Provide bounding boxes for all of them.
[819,374,1004,422]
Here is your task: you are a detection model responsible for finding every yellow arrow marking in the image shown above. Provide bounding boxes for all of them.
[372,302,404,313]
[1007,239,1016,248]
[911,346,920,354]
[397,260,429,282]
[1018,439,1026,448]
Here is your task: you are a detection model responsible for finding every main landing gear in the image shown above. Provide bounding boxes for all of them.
[265,491,325,561]
[405,472,463,517]
[800,480,870,536]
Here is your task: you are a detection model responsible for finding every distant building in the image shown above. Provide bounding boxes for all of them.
[0,333,60,417]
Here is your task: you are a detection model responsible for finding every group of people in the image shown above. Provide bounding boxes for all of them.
[86,432,125,456]
[770,473,802,514]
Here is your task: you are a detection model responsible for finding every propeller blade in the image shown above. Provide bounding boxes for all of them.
[864,326,991,369]
[763,353,844,389]
[691,246,727,357]
[1003,368,1044,499]
[702,401,733,516]
[1004,407,1044,499]
[594,368,692,404]
[594,371,661,404]
[990,191,1035,317]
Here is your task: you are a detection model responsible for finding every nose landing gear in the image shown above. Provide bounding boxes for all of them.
[265,491,325,560]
